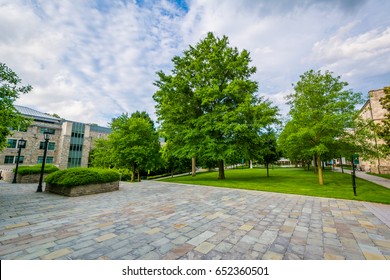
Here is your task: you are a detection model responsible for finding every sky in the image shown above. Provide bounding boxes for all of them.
[1,0,389,126]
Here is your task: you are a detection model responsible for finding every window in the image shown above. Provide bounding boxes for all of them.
[40,128,55,134]
[17,156,24,164]
[69,144,83,151]
[48,142,55,150]
[37,156,54,164]
[39,142,55,150]
[7,139,17,148]
[4,156,14,164]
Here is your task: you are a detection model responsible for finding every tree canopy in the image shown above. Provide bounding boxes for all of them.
[0,63,32,150]
[91,111,161,182]
[281,69,363,185]
[153,32,278,179]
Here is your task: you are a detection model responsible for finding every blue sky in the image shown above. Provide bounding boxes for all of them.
[1,0,389,126]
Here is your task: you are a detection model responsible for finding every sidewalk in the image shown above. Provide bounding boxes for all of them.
[333,167,390,189]
[1,181,390,260]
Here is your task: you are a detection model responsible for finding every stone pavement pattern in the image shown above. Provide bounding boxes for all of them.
[1,181,390,260]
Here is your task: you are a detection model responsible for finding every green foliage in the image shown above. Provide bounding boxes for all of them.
[0,63,32,151]
[280,69,364,184]
[153,32,278,179]
[14,164,59,175]
[91,111,161,182]
[45,168,120,187]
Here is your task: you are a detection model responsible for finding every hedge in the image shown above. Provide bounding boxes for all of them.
[45,167,120,187]
[15,164,60,175]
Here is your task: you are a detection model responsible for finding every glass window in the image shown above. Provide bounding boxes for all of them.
[38,156,54,164]
[48,142,55,150]
[7,139,17,148]
[4,156,14,164]
[40,128,55,134]
[17,156,24,164]
[39,142,55,150]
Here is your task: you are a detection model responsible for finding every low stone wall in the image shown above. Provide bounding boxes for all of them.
[0,168,14,182]
[45,181,120,197]
[0,169,48,183]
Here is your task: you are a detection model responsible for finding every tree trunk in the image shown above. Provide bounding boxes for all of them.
[340,155,344,173]
[192,157,196,177]
[218,160,225,180]
[266,162,269,177]
[250,160,253,169]
[137,166,141,182]
[131,162,135,182]
[317,154,324,185]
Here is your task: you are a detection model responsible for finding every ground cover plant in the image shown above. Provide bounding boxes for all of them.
[15,164,59,175]
[161,168,390,204]
[45,168,120,187]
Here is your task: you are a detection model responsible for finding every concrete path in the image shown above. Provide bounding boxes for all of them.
[1,181,390,260]
[333,167,390,189]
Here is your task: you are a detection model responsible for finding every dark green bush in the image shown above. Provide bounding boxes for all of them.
[15,164,60,175]
[45,167,120,187]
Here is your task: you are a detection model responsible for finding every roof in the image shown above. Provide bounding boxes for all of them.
[15,105,62,124]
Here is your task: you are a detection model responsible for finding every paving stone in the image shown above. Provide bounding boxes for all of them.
[41,248,73,260]
[187,231,216,246]
[1,181,390,260]
[95,233,117,243]
[194,242,215,254]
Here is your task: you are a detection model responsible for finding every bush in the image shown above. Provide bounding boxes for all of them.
[45,167,120,187]
[15,164,60,175]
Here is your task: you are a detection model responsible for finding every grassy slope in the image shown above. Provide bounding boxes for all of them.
[161,168,390,204]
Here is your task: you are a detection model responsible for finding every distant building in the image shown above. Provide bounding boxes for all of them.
[359,87,390,174]
[0,105,111,169]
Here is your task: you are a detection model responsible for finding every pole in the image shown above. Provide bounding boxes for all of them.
[351,156,357,196]
[12,140,24,184]
[37,135,49,192]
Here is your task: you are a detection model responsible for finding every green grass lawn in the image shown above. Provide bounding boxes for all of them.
[161,168,390,204]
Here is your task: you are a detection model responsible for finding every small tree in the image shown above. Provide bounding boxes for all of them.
[284,70,363,185]
[109,112,161,182]
[0,63,32,150]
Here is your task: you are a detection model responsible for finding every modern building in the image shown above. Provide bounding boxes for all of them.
[359,87,390,174]
[0,105,111,169]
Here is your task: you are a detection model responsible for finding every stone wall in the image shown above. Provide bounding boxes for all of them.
[359,87,390,174]
[0,167,50,183]
[45,181,119,197]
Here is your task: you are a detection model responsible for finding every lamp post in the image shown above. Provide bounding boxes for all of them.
[12,138,26,183]
[37,132,50,192]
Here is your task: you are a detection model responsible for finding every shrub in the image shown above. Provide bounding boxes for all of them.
[45,167,120,187]
[15,164,60,175]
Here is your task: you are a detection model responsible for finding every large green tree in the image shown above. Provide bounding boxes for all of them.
[153,32,278,179]
[0,63,32,150]
[283,70,363,185]
[92,111,161,182]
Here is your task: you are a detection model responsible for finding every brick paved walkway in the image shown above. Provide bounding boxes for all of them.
[1,181,390,260]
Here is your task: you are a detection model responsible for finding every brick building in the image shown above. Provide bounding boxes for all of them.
[0,105,111,170]
[359,87,390,174]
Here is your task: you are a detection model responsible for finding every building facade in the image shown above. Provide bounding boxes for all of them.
[359,87,390,174]
[0,105,111,169]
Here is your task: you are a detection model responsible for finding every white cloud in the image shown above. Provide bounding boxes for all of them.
[1,0,389,126]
